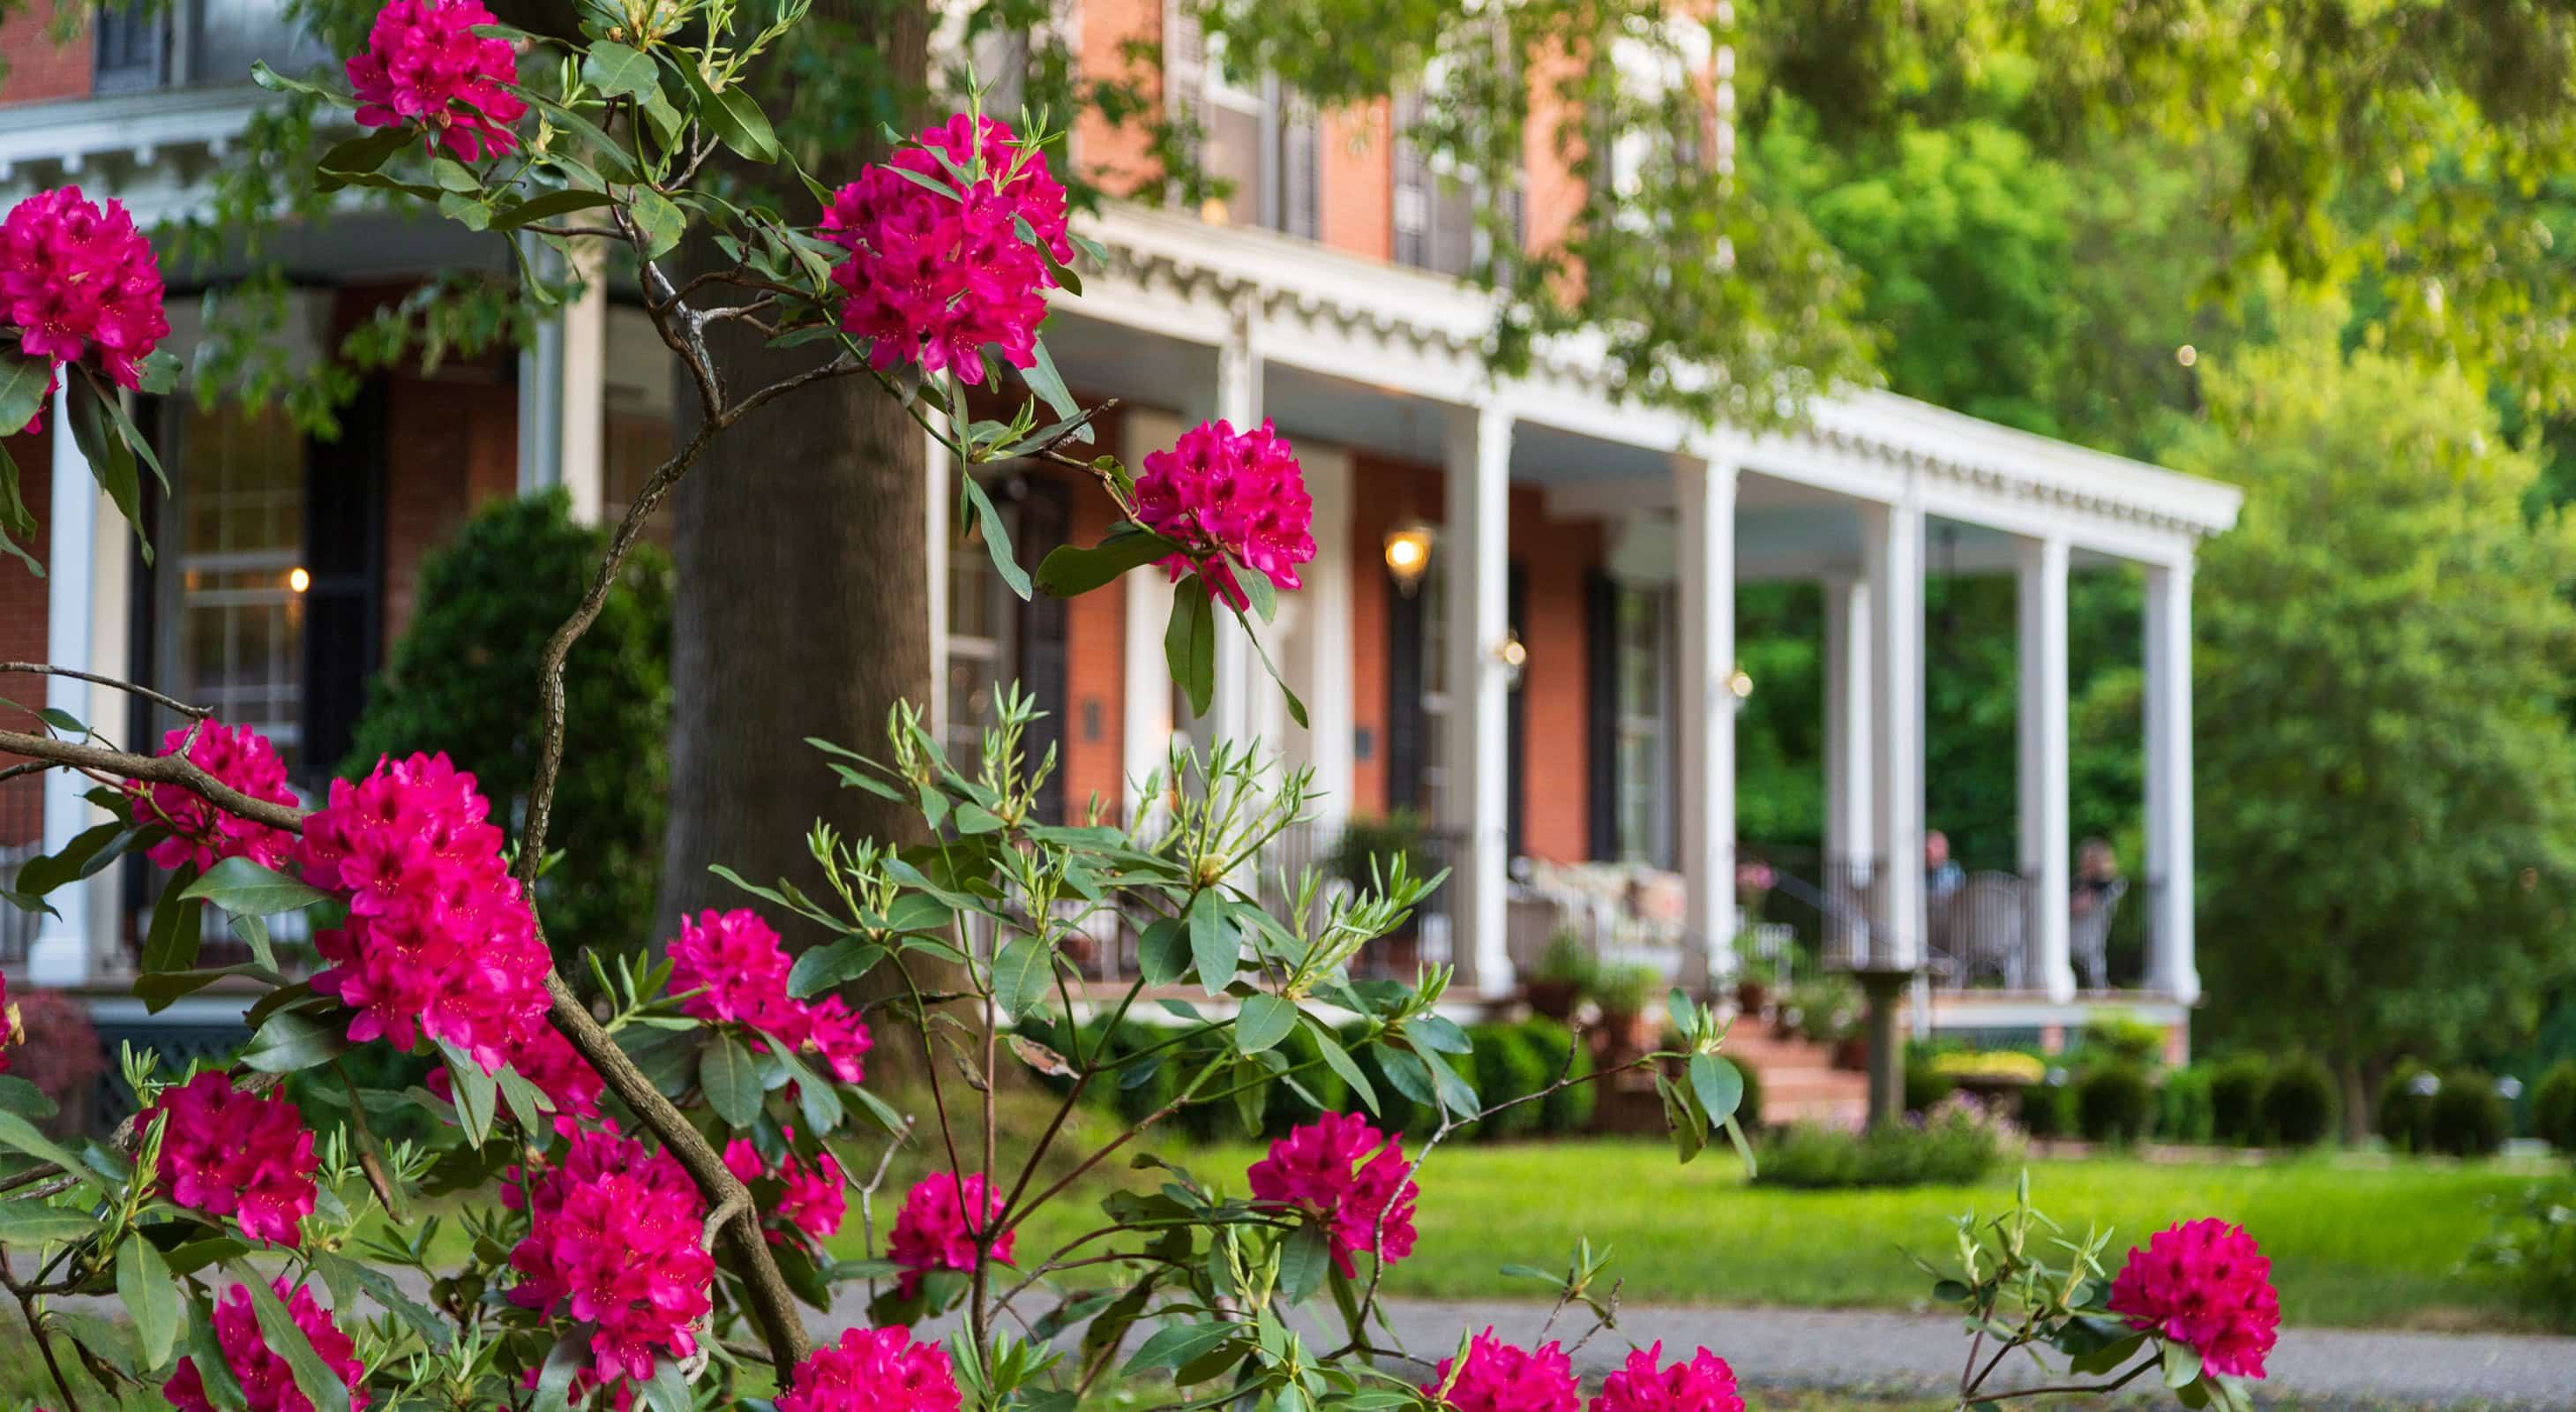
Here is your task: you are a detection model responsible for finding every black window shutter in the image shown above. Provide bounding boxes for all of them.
[300,377,389,790]
[1384,569,1423,815]
[1016,476,1072,823]
[1506,562,1526,858]
[1282,101,1321,239]
[1584,568,1617,860]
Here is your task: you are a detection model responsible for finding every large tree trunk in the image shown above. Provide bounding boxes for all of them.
[655,0,933,946]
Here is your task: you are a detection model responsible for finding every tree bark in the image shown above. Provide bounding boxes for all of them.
[655,0,934,947]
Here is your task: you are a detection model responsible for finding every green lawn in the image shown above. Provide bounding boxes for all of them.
[952,1138,2550,1333]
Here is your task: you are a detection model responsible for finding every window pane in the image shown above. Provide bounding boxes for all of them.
[168,402,307,774]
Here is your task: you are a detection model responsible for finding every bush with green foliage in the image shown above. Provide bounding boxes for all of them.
[2078,1064,2157,1145]
[341,490,670,964]
[2475,1179,2576,1328]
[2260,1056,2338,1148]
[2429,1069,2510,1157]
[1753,1099,2012,1189]
[2535,1061,2576,1153]
[2158,1064,2215,1145]
[2209,1055,2273,1146]
[2378,1063,2441,1153]
[2018,1071,2076,1139]
[1456,1025,1550,1141]
[1905,1063,1954,1115]
[2079,1010,2168,1070]
[1519,1017,1597,1135]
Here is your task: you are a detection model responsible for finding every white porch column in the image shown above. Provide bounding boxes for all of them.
[1122,407,1185,817]
[1293,447,1358,828]
[1442,402,1514,997]
[1821,574,1873,963]
[516,241,606,523]
[1181,311,1260,750]
[29,396,132,987]
[2143,560,2200,1003]
[2017,536,2077,1001]
[925,413,952,736]
[1860,499,1925,971]
[1674,454,1737,992]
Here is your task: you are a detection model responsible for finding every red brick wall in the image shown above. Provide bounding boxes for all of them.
[379,375,519,643]
[0,428,52,845]
[0,3,93,107]
[1043,407,1129,822]
[1320,101,1393,262]
[1075,0,1165,198]
[1339,452,1600,861]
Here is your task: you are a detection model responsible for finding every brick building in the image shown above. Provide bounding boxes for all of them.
[0,0,2241,1051]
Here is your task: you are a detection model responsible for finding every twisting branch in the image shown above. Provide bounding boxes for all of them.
[0,662,212,720]
[0,729,302,832]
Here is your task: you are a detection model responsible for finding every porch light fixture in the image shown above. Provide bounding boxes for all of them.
[1726,663,1754,699]
[288,567,311,595]
[1493,627,1528,688]
[1383,520,1435,594]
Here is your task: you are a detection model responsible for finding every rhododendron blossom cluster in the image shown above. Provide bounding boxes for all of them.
[670,908,872,1082]
[0,184,168,429]
[164,1278,367,1412]
[778,1326,964,1412]
[2107,1219,2281,1379]
[1133,418,1318,612]
[1247,1112,1419,1276]
[1426,1328,1580,1412]
[139,1070,319,1245]
[0,971,11,1076]
[346,0,528,162]
[507,1122,715,1383]
[725,1133,849,1243]
[130,720,299,873]
[821,113,1071,380]
[298,751,551,1075]
[888,1171,1011,1297]
[1592,1342,1746,1412]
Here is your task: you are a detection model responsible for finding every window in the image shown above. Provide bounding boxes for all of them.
[1612,582,1674,866]
[161,402,309,773]
[92,3,167,94]
[1416,565,1450,820]
[1168,2,1322,237]
[1392,87,1522,277]
[945,490,1022,761]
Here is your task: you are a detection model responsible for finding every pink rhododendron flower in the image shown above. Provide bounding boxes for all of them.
[820,113,1069,380]
[1424,1328,1578,1412]
[428,1025,602,1136]
[0,972,12,1075]
[723,1133,849,1243]
[346,0,528,162]
[1591,1342,1744,1412]
[299,751,551,1075]
[140,1070,318,1245]
[670,908,871,1087]
[1247,1112,1419,1276]
[129,721,298,873]
[0,184,168,426]
[1133,418,1316,612]
[779,1326,963,1412]
[508,1122,715,1384]
[887,1171,1011,1298]
[165,1279,367,1412]
[2107,1219,2280,1379]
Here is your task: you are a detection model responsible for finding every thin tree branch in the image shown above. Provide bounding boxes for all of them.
[0,730,302,832]
[0,663,210,720]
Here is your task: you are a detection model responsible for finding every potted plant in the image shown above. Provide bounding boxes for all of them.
[1733,943,1784,1018]
[1593,963,1662,1059]
[1326,809,1434,974]
[1527,928,1598,1020]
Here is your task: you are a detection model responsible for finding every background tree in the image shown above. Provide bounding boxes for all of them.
[2184,306,2576,1134]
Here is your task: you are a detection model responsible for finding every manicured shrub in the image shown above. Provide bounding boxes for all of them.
[2377,1063,2439,1152]
[1904,1063,1955,1115]
[1753,1100,2010,1189]
[2077,1064,2156,1145]
[2080,1010,2168,1070]
[2532,1061,2576,1153]
[341,490,670,965]
[2208,1055,2273,1145]
[2429,1068,2510,1157]
[1459,1024,1550,1141]
[1519,1017,1596,1135]
[2158,1064,2215,1145]
[2260,1055,2338,1148]
[2018,1072,2075,1139]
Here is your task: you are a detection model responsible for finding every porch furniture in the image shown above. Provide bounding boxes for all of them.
[2070,877,2128,991]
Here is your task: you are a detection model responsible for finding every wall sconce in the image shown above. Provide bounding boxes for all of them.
[1383,520,1435,594]
[1726,663,1754,700]
[288,567,311,595]
[1494,628,1528,688]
